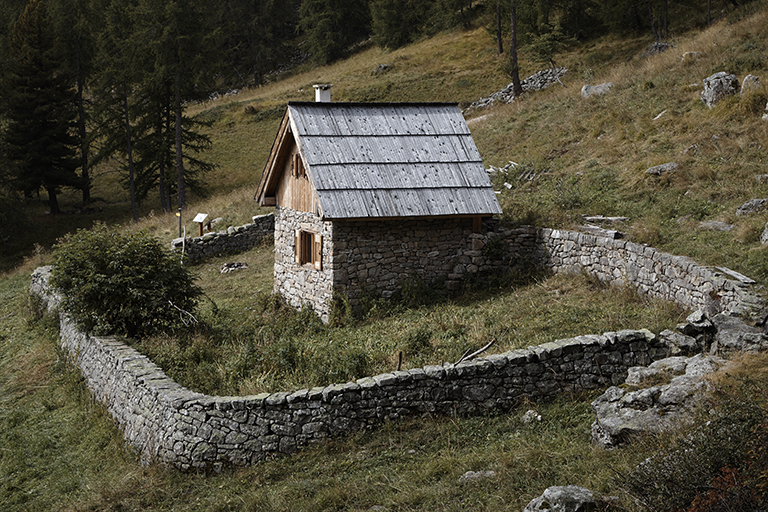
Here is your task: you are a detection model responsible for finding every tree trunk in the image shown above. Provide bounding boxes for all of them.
[75,43,90,206]
[122,83,138,222]
[174,71,186,210]
[510,0,522,96]
[46,184,60,215]
[496,1,503,55]
[649,0,660,41]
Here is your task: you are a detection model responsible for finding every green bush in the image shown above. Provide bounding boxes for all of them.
[50,224,202,338]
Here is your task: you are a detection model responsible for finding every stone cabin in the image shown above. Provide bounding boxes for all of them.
[255,98,501,321]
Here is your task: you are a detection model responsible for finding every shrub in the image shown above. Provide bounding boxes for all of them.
[50,224,202,338]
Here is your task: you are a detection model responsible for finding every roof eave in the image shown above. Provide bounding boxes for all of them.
[254,108,292,205]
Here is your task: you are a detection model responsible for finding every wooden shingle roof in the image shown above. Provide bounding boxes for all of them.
[256,102,502,219]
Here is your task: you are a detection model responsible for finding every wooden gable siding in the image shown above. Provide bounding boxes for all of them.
[275,139,318,214]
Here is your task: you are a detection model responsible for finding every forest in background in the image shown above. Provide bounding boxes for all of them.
[0,0,731,225]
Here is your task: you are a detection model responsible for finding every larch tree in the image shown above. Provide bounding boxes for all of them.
[2,0,80,215]
[49,0,97,206]
[133,0,218,210]
[509,0,522,96]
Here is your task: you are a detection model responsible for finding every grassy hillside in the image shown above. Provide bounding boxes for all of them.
[3,4,768,510]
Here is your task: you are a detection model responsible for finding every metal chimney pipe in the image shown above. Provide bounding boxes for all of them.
[313,84,332,103]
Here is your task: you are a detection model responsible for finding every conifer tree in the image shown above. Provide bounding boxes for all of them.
[2,0,80,215]
[92,0,142,220]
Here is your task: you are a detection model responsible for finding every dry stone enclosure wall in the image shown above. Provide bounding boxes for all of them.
[31,226,765,470]
[170,214,274,261]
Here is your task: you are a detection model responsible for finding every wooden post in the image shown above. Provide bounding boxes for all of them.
[192,213,208,237]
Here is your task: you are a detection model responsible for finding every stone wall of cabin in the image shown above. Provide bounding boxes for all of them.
[330,217,475,310]
[273,207,334,321]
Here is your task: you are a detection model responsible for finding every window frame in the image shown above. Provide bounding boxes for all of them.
[294,229,322,270]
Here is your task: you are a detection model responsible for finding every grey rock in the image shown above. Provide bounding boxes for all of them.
[523,485,596,512]
[522,409,542,424]
[682,51,702,63]
[591,354,723,448]
[701,72,739,108]
[736,198,768,215]
[698,220,734,231]
[741,74,761,96]
[645,162,678,176]
[760,221,768,245]
[711,313,768,352]
[458,470,497,483]
[581,82,613,98]
[625,356,688,386]
[659,329,701,356]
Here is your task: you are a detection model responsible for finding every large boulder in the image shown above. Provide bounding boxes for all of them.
[701,72,739,108]
[591,354,724,448]
[523,485,596,512]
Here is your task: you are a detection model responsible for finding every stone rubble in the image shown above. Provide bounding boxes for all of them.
[736,198,768,215]
[221,263,249,274]
[465,67,567,111]
[591,310,768,449]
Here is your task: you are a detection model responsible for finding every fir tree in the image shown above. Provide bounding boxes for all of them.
[2,0,80,215]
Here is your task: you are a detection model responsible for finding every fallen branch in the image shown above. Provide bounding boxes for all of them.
[168,300,199,326]
[454,338,496,365]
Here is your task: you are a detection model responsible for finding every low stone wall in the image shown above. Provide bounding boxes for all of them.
[452,225,763,319]
[31,225,766,471]
[536,229,764,317]
[170,214,274,262]
[31,266,665,470]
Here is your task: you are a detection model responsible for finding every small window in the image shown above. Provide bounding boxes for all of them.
[295,229,322,270]
[292,153,306,179]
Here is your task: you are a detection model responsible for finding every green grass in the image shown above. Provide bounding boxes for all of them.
[136,246,685,396]
[0,269,656,511]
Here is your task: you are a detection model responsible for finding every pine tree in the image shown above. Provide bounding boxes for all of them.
[2,0,80,215]
[92,0,142,220]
